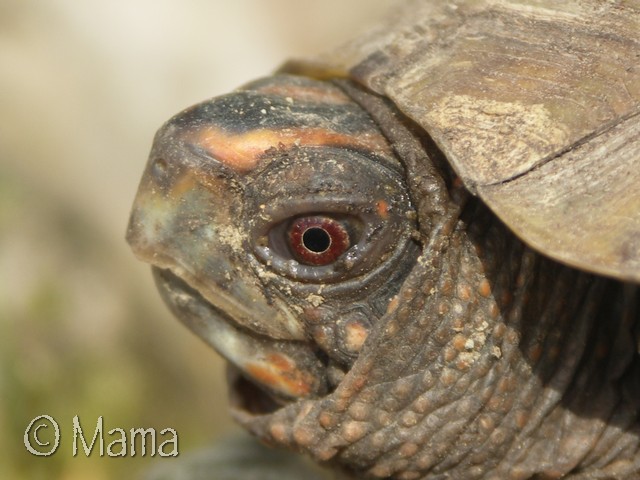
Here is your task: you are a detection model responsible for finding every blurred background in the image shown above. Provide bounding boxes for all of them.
[0,1,395,478]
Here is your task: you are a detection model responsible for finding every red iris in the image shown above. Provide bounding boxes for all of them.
[288,216,350,266]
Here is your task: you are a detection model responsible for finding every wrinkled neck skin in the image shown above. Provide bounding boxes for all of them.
[232,87,640,479]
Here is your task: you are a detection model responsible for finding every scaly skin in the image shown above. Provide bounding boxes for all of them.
[236,201,640,478]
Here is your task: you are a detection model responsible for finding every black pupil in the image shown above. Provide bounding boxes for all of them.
[302,227,331,253]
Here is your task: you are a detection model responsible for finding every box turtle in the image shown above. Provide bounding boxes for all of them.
[127,0,640,478]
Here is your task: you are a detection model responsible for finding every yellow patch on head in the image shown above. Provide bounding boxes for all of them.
[244,352,315,398]
[184,125,393,173]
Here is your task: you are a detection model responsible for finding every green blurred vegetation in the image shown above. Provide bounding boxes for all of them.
[0,167,234,479]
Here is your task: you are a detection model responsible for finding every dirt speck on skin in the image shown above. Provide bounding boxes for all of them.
[306,294,324,307]
[254,264,280,283]
[217,225,246,252]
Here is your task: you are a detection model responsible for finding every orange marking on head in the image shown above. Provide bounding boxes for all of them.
[244,353,314,398]
[344,322,369,353]
[375,199,390,219]
[185,126,393,173]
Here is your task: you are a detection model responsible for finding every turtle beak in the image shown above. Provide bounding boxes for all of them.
[152,267,327,402]
[126,115,327,401]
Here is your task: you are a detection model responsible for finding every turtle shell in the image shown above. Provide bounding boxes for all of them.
[282,0,640,282]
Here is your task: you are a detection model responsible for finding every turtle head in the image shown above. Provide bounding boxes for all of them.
[126,75,419,406]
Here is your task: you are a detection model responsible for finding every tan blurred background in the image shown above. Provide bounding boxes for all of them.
[0,0,395,478]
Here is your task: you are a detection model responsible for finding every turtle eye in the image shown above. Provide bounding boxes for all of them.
[288,216,350,266]
[253,206,414,284]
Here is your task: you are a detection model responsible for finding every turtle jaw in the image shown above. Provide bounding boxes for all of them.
[152,267,328,403]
